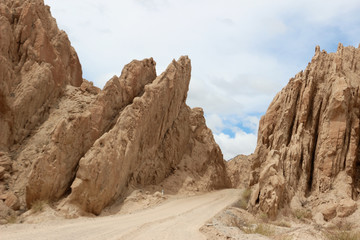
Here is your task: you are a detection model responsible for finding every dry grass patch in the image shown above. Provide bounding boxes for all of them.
[31,200,48,213]
[242,188,251,203]
[273,221,291,228]
[232,199,248,209]
[326,220,360,240]
[326,230,360,240]
[259,212,269,223]
[6,215,17,224]
[232,188,252,210]
[292,208,312,221]
[242,224,275,237]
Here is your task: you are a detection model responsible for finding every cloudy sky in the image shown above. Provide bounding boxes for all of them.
[44,0,360,160]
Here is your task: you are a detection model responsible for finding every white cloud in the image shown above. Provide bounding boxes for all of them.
[214,131,257,160]
[205,114,224,134]
[204,114,260,159]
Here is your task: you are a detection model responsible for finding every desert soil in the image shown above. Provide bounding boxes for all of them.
[0,189,240,240]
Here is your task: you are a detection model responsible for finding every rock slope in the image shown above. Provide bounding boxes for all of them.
[0,0,230,221]
[249,44,360,219]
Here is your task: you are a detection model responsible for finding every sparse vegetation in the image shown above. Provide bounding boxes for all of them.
[232,198,248,209]
[259,212,269,223]
[6,215,17,224]
[242,188,251,203]
[31,200,48,213]
[230,216,274,237]
[232,188,252,210]
[326,230,360,240]
[292,208,312,221]
[242,223,274,237]
[274,221,291,228]
[325,220,360,240]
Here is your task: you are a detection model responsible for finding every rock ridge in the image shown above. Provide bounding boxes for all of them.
[0,0,230,221]
[248,44,360,219]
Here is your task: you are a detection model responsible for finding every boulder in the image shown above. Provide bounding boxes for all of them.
[337,199,357,218]
[4,192,20,211]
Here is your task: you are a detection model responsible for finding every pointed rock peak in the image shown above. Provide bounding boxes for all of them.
[0,1,230,219]
[337,42,344,52]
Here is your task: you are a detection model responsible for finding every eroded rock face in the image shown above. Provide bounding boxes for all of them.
[249,44,360,219]
[0,0,229,218]
[66,57,230,214]
[0,0,82,151]
[25,58,156,208]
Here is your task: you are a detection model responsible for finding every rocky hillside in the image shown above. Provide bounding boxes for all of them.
[0,0,230,222]
[226,154,252,189]
[249,44,360,220]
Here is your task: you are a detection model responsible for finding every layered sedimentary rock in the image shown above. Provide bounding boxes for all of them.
[249,44,360,219]
[0,0,229,221]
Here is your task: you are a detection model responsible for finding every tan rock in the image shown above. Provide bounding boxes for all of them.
[80,80,100,95]
[226,154,252,188]
[248,44,360,218]
[337,199,357,218]
[4,192,20,211]
[0,153,12,171]
[0,167,5,180]
[320,203,337,221]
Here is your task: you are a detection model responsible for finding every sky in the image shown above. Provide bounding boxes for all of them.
[44,0,360,160]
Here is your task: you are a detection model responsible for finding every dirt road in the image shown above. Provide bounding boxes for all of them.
[0,189,240,240]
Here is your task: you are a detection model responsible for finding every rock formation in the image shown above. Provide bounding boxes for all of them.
[0,0,82,151]
[226,154,252,189]
[66,58,229,214]
[249,44,360,219]
[0,0,230,222]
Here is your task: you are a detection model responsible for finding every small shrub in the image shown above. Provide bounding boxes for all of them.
[232,199,248,209]
[31,200,48,213]
[242,188,252,203]
[326,220,360,240]
[242,224,274,237]
[259,212,269,223]
[232,188,252,210]
[6,215,17,224]
[293,209,312,221]
[274,221,291,228]
[326,230,360,240]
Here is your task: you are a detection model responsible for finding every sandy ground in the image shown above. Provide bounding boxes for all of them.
[0,189,241,240]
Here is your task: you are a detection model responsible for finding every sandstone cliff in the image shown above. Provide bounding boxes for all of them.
[249,44,360,220]
[0,0,230,222]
